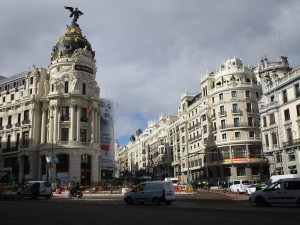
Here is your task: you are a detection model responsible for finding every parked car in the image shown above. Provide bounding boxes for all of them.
[246,184,267,195]
[124,181,175,205]
[230,180,251,193]
[249,178,300,206]
[17,181,52,199]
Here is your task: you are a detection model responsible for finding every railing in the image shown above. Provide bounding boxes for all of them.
[22,120,30,125]
[2,147,18,153]
[218,111,227,117]
[283,138,300,148]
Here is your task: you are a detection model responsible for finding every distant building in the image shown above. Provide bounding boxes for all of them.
[116,58,269,185]
[258,56,300,175]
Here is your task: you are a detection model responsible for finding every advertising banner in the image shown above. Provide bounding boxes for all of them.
[100,99,115,168]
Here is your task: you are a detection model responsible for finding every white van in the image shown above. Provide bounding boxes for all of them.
[17,181,52,199]
[249,178,300,206]
[268,174,300,184]
[164,177,179,185]
[124,181,176,205]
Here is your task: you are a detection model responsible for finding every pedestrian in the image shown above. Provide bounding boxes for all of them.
[256,181,262,190]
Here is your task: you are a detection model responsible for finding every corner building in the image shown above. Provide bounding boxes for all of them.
[0,19,101,185]
[180,58,269,184]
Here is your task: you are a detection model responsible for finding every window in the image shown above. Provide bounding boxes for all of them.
[64,81,69,93]
[11,94,14,101]
[246,103,252,112]
[7,135,11,149]
[0,117,2,127]
[80,129,87,142]
[81,107,87,122]
[222,133,227,140]
[269,113,275,125]
[231,91,237,98]
[286,128,293,141]
[61,106,69,121]
[17,113,21,124]
[265,134,269,147]
[22,131,29,146]
[256,92,259,99]
[297,105,300,117]
[249,131,255,138]
[224,168,231,176]
[221,120,226,129]
[289,153,296,161]
[203,125,207,134]
[272,133,277,145]
[61,128,69,141]
[24,110,29,121]
[245,90,250,97]
[284,109,290,121]
[235,132,241,139]
[8,115,12,125]
[270,95,274,102]
[295,83,300,98]
[212,97,214,103]
[3,97,5,102]
[220,105,225,115]
[82,83,86,95]
[232,104,238,113]
[282,90,287,103]
[219,93,223,100]
[248,117,253,126]
[251,167,259,176]
[237,167,245,176]
[234,118,240,127]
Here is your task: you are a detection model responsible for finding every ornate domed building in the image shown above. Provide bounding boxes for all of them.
[0,8,102,186]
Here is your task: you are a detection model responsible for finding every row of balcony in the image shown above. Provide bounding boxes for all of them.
[218,122,257,130]
[0,120,30,130]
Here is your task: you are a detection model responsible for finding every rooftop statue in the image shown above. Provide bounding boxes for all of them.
[64,6,83,25]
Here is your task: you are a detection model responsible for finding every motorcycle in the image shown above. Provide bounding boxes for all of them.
[68,189,83,198]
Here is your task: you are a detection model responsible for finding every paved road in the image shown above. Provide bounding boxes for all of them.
[0,190,299,225]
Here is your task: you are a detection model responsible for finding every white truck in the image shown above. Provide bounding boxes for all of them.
[164,177,179,185]
[230,180,251,193]
[268,174,300,184]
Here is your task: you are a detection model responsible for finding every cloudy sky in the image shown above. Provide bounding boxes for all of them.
[1,0,300,145]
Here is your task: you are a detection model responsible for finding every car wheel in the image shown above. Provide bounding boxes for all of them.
[126,197,133,205]
[165,201,172,205]
[255,197,267,207]
[68,192,72,198]
[153,197,161,205]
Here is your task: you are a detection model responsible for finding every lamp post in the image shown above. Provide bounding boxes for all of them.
[50,116,54,183]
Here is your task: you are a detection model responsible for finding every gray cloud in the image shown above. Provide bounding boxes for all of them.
[1,0,300,143]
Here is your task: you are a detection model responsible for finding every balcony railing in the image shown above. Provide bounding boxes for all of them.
[283,138,300,148]
[22,119,30,125]
[2,147,18,153]
[218,111,227,117]
[6,124,12,129]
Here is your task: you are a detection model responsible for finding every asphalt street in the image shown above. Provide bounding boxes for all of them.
[0,190,299,225]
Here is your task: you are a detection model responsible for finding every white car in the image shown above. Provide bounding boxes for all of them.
[249,178,300,206]
[246,184,267,195]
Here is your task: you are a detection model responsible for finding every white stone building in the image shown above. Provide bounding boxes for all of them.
[0,16,102,185]
[258,56,300,176]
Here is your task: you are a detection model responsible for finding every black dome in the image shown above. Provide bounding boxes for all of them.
[51,23,94,61]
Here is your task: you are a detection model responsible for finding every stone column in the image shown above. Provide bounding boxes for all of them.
[41,109,46,144]
[90,106,94,142]
[70,104,75,142]
[53,105,58,142]
[77,106,81,141]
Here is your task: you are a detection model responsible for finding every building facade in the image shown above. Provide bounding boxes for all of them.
[258,56,300,176]
[117,58,269,185]
[0,15,102,185]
